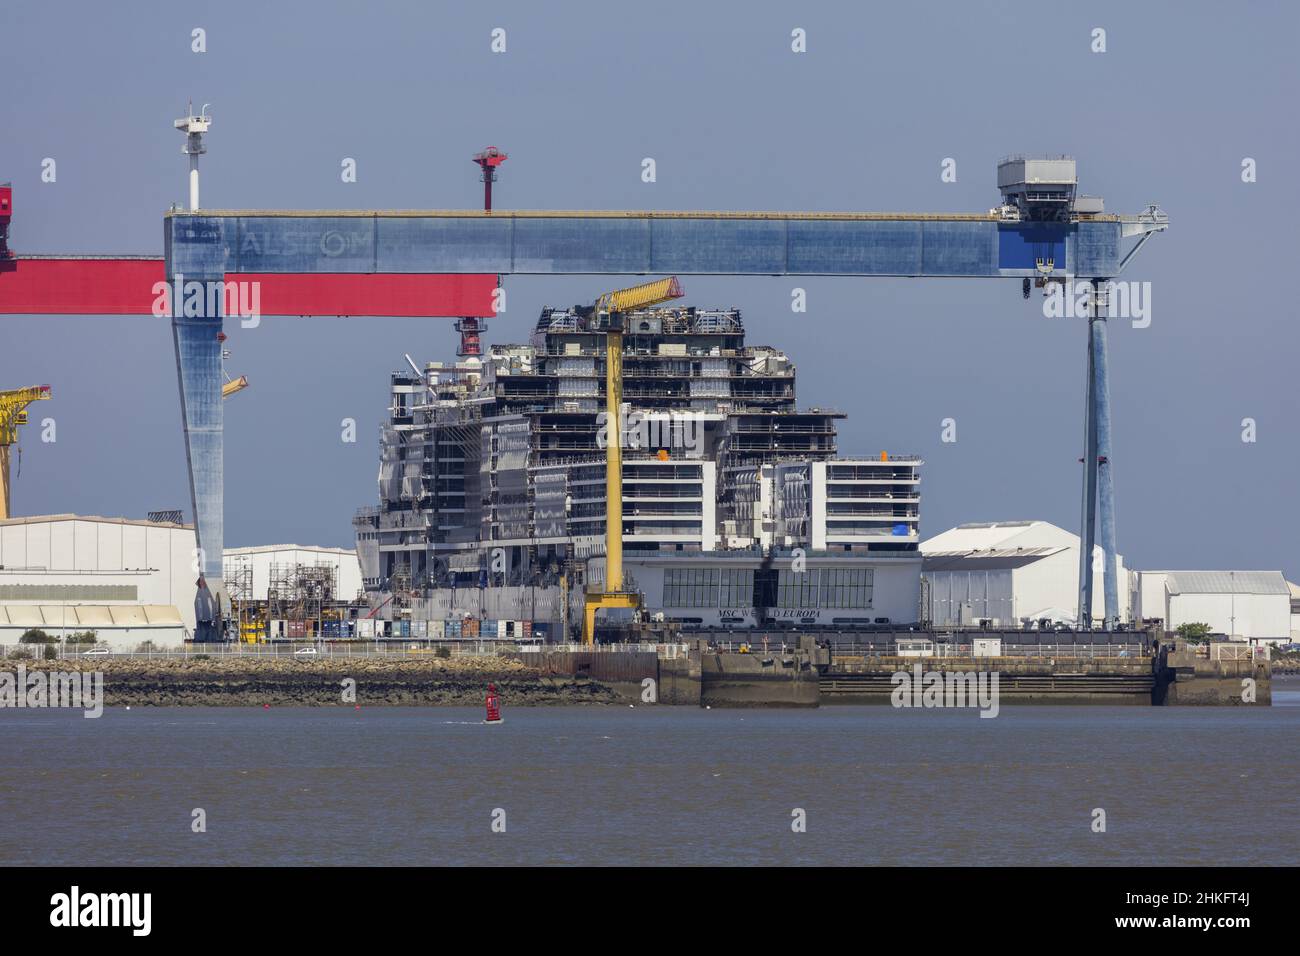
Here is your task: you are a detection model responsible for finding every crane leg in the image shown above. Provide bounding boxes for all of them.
[1077,278,1120,630]
[0,444,10,520]
[169,272,227,640]
[1093,309,1120,628]
[1078,320,1098,627]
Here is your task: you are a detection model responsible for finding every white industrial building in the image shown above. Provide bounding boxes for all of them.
[921,520,1128,627]
[0,514,197,647]
[1291,582,1300,642]
[1133,570,1292,644]
[0,514,362,649]
[223,544,363,604]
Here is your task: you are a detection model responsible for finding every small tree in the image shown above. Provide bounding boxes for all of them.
[19,628,55,644]
[66,631,98,645]
[1176,622,1213,643]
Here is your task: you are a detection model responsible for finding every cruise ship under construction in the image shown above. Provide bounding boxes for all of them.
[353,283,924,641]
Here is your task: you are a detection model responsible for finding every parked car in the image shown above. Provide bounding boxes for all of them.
[82,646,110,657]
[293,646,319,657]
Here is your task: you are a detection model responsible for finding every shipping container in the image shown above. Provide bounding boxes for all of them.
[445,620,462,638]
[397,620,411,638]
[463,618,480,638]
[356,618,375,638]
[411,620,427,638]
[427,620,445,639]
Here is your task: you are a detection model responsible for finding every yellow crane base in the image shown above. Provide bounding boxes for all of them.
[582,592,641,646]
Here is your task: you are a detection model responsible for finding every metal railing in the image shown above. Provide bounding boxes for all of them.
[0,641,531,661]
[828,642,1149,661]
[539,642,689,658]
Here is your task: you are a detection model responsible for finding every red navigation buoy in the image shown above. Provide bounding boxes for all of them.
[485,683,502,724]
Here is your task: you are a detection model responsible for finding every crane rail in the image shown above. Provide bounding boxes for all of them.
[168,208,1122,222]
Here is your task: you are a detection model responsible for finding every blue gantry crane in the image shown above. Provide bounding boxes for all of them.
[162,153,1164,633]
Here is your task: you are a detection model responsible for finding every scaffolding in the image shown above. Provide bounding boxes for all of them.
[268,562,338,637]
[389,563,412,610]
[220,557,265,643]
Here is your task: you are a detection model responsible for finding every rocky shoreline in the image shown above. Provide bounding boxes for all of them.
[8,656,624,707]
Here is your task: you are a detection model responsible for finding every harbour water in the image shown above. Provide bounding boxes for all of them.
[2,689,1297,867]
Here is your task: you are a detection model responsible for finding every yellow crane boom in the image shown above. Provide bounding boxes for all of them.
[0,384,52,520]
[582,277,684,644]
[593,275,683,315]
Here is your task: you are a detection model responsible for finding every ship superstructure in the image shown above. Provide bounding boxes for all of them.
[354,303,924,635]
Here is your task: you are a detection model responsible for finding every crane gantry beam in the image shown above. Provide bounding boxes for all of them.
[0,257,497,316]
[163,208,1138,278]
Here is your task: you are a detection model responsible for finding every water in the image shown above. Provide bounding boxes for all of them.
[2,692,1298,866]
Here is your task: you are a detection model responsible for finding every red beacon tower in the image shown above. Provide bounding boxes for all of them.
[485,683,502,724]
[458,147,508,358]
[0,184,13,260]
[471,146,507,212]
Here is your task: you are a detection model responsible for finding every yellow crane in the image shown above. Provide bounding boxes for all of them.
[0,384,51,520]
[582,276,684,644]
[221,344,249,398]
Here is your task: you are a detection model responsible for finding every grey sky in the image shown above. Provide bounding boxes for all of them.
[1,0,1297,579]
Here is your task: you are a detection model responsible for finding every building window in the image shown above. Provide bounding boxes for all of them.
[718,569,753,607]
[776,570,819,608]
[0,584,139,601]
[663,568,720,608]
[770,568,873,608]
[820,568,873,608]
